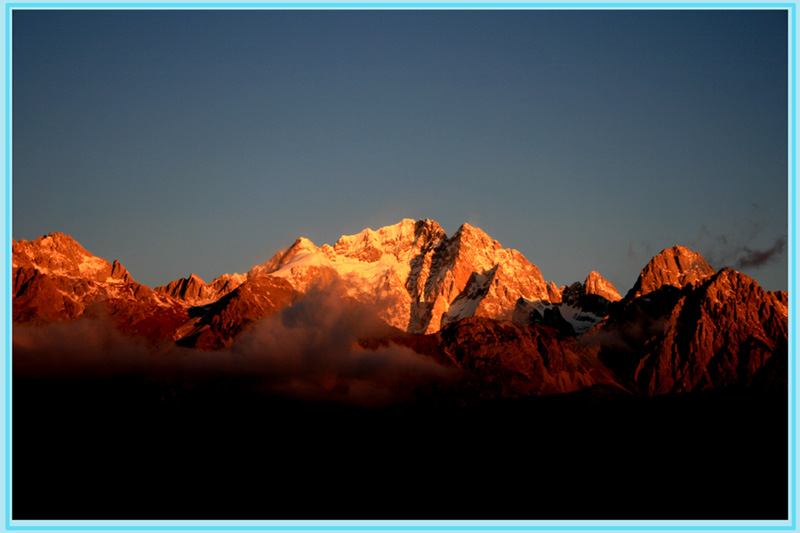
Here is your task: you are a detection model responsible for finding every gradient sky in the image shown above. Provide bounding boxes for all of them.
[12,8,789,293]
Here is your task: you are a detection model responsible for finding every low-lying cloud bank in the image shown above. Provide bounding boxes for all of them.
[13,283,462,408]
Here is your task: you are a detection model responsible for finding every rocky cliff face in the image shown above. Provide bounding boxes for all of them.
[438,225,553,329]
[245,218,556,334]
[13,232,114,284]
[154,272,246,306]
[630,268,786,394]
[174,274,297,350]
[514,270,622,336]
[583,270,623,303]
[593,262,787,395]
[433,316,620,396]
[625,245,716,300]
[359,315,621,398]
[13,233,188,342]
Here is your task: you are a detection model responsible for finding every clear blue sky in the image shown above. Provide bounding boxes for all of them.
[12,8,789,293]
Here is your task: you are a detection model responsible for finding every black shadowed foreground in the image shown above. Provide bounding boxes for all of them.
[14,375,787,521]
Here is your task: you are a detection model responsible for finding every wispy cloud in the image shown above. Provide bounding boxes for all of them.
[735,237,787,269]
[691,204,786,273]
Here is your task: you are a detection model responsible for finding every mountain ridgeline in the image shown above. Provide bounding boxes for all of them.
[11,219,790,521]
[12,218,788,398]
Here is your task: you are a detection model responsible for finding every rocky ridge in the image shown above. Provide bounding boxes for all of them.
[239,218,556,334]
[595,266,788,394]
[513,271,623,335]
[13,233,188,341]
[154,272,246,306]
[625,244,716,300]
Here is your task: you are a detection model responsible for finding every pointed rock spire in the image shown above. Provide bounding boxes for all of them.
[584,271,622,302]
[110,260,134,283]
[626,245,715,300]
[155,273,208,303]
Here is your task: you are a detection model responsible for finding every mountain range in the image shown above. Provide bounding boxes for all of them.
[12,218,788,399]
[11,218,790,521]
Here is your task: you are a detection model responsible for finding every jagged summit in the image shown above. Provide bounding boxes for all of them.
[12,233,187,339]
[600,265,788,395]
[515,269,622,337]
[14,224,723,340]
[330,218,446,263]
[154,271,247,306]
[625,245,716,301]
[584,271,622,302]
[559,270,621,310]
[14,232,123,284]
[155,273,207,303]
[110,260,134,283]
[246,218,554,334]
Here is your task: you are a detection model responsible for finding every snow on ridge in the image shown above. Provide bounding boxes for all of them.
[558,304,604,334]
[270,251,330,278]
[516,297,605,335]
[329,219,421,262]
[375,218,416,240]
[271,248,410,284]
[76,256,111,281]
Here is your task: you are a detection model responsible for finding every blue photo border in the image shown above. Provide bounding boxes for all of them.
[1,2,796,531]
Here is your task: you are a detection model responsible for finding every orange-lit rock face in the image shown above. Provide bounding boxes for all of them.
[14,220,567,345]
[156,273,208,303]
[631,268,788,395]
[154,272,247,306]
[253,219,557,334]
[435,316,619,396]
[14,232,113,283]
[13,233,189,343]
[584,271,622,302]
[175,274,297,350]
[593,265,788,396]
[626,245,716,300]
[11,223,789,400]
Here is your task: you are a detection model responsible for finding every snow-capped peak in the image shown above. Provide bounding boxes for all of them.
[254,218,556,333]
